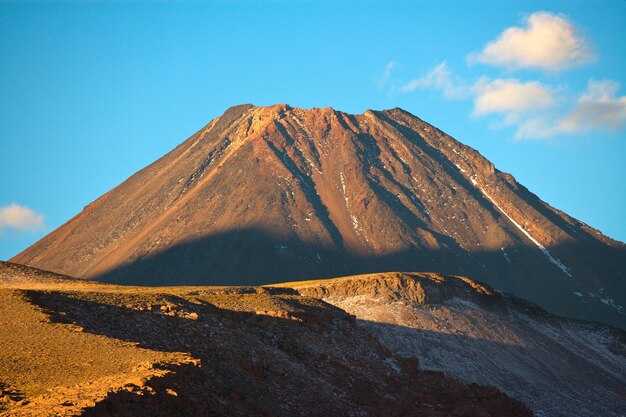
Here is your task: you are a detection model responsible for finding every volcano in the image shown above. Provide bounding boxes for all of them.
[12,104,626,328]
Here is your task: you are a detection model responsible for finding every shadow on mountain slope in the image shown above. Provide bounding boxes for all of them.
[23,290,531,417]
[356,319,626,417]
[89,227,626,329]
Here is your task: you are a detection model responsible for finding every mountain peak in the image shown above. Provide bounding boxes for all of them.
[223,103,420,118]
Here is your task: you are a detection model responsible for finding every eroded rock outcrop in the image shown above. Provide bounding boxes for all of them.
[280,272,626,417]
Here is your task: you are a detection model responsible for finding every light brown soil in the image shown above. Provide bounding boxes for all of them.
[0,261,532,417]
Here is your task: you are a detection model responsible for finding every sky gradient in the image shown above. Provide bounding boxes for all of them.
[1,0,625,260]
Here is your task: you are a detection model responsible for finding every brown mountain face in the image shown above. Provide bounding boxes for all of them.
[12,104,626,328]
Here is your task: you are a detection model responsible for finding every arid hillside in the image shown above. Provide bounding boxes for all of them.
[12,104,626,328]
[276,272,626,417]
[0,261,532,417]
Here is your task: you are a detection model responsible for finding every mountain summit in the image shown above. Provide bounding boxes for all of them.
[12,104,626,328]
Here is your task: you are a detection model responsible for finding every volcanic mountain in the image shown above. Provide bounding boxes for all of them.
[12,104,626,328]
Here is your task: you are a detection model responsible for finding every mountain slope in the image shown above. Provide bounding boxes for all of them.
[0,262,532,417]
[12,104,626,328]
[276,272,626,417]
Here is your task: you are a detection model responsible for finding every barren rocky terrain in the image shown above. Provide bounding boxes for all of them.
[0,261,533,417]
[12,104,626,329]
[5,104,625,416]
[278,272,626,417]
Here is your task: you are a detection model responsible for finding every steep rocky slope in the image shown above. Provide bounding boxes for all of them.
[12,104,626,328]
[277,272,626,417]
[0,262,531,417]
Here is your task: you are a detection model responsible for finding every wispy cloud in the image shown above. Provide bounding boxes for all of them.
[559,80,626,132]
[375,61,397,90]
[468,12,595,71]
[517,80,626,139]
[398,62,558,129]
[0,204,45,231]
[400,62,470,99]
[394,62,626,139]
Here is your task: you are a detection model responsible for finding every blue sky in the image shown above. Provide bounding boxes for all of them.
[1,0,625,260]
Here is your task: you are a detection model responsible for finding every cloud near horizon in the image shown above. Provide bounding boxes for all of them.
[468,12,595,71]
[0,204,45,231]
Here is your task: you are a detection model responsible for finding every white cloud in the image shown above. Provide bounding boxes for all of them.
[0,204,45,231]
[469,12,595,71]
[400,62,470,99]
[472,77,556,118]
[517,80,626,139]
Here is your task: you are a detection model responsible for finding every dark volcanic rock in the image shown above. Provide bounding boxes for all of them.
[12,104,626,328]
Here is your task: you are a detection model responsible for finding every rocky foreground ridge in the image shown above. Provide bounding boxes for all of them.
[276,272,626,417]
[11,104,626,329]
[0,262,532,417]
